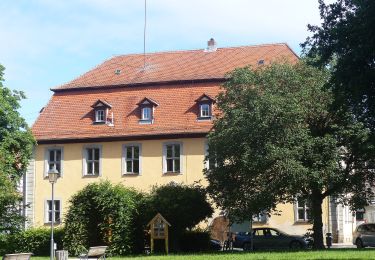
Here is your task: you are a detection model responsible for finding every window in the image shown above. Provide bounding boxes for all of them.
[137,97,159,124]
[91,100,112,124]
[45,147,63,177]
[195,94,215,120]
[95,109,105,122]
[45,200,61,223]
[83,146,101,176]
[204,141,217,171]
[295,197,311,222]
[200,104,211,118]
[142,107,152,120]
[356,209,365,221]
[163,143,182,173]
[123,144,141,174]
[252,212,268,223]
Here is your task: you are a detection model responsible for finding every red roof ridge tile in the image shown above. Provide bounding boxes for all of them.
[111,42,291,58]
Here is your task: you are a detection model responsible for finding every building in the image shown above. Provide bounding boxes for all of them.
[25,40,358,243]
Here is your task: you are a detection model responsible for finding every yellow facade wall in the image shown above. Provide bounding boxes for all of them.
[32,137,329,236]
[33,138,208,226]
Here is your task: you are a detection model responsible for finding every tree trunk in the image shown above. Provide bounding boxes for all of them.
[311,192,325,249]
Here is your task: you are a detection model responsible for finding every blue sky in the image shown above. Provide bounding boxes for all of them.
[0,0,329,125]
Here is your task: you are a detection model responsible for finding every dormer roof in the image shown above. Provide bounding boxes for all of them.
[195,94,215,103]
[91,99,112,109]
[137,97,159,107]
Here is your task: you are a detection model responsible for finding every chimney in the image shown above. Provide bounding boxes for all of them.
[206,38,217,52]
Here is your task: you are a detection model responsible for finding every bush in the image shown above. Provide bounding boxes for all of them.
[144,183,214,251]
[1,227,64,256]
[63,181,144,256]
[179,230,211,252]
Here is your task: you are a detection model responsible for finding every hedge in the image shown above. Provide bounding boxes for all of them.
[63,181,145,256]
[0,227,64,256]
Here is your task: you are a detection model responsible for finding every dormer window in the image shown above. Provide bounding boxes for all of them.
[137,97,159,124]
[195,94,215,120]
[95,110,105,122]
[91,99,112,124]
[142,107,152,121]
[200,104,211,118]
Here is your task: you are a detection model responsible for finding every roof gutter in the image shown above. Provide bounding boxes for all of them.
[36,132,208,145]
[51,78,227,93]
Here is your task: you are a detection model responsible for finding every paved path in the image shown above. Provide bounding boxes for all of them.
[330,243,356,249]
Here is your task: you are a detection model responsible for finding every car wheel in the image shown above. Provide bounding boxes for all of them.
[356,238,364,249]
[290,240,302,250]
[243,242,252,251]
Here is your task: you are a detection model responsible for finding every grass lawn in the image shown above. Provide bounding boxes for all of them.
[31,249,375,260]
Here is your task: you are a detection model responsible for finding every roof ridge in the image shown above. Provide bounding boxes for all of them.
[111,42,289,58]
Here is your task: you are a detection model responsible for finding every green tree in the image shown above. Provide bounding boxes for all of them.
[302,0,375,129]
[145,183,213,251]
[0,64,35,233]
[206,62,375,249]
[63,181,145,255]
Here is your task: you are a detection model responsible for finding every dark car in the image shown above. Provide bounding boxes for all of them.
[209,239,222,251]
[353,223,375,248]
[233,227,311,250]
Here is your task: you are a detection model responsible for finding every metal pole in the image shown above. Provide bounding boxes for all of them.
[249,218,253,251]
[50,182,54,260]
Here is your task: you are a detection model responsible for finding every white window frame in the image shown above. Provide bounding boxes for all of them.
[252,212,268,223]
[82,145,102,176]
[200,103,211,118]
[142,107,152,120]
[44,199,61,224]
[163,142,183,174]
[44,147,64,177]
[95,109,105,123]
[204,141,217,171]
[294,197,311,222]
[122,143,142,175]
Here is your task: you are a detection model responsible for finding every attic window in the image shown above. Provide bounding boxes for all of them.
[258,60,265,65]
[137,97,159,124]
[91,99,112,124]
[115,69,121,75]
[95,110,105,122]
[195,94,215,120]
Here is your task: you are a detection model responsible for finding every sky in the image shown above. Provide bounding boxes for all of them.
[0,0,330,125]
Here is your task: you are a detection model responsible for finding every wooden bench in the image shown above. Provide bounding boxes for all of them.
[79,246,107,260]
[2,253,32,260]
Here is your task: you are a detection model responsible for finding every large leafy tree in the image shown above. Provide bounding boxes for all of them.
[206,62,375,249]
[302,0,375,129]
[0,64,35,233]
[144,183,214,251]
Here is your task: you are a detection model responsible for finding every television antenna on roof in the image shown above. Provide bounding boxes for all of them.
[143,0,147,69]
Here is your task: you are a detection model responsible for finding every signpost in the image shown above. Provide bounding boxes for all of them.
[147,213,171,254]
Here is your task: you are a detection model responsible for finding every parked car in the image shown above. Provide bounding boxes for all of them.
[233,227,312,250]
[209,239,222,251]
[353,223,375,248]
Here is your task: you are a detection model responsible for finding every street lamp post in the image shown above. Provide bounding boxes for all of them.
[48,168,59,260]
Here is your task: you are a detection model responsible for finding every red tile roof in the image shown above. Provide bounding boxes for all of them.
[33,43,298,143]
[53,43,298,91]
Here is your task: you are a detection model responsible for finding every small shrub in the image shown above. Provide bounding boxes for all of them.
[2,227,64,256]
